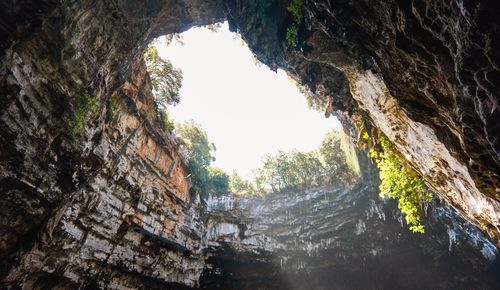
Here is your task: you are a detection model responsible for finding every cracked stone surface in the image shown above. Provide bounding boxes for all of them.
[0,0,499,288]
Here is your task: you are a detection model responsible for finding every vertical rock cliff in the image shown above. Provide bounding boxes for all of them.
[0,0,499,288]
[225,0,500,241]
[202,160,498,289]
[0,1,224,287]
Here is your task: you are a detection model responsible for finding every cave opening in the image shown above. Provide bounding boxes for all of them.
[147,22,348,191]
[1,1,499,289]
[138,23,499,290]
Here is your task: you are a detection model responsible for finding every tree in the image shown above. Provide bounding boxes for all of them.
[319,130,354,183]
[290,151,324,187]
[208,167,230,196]
[176,121,233,197]
[229,171,255,195]
[285,0,304,47]
[256,153,283,192]
[249,129,356,194]
[159,109,175,133]
[144,46,183,107]
[177,121,215,193]
[253,150,325,193]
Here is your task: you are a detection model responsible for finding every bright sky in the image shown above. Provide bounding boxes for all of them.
[156,22,339,179]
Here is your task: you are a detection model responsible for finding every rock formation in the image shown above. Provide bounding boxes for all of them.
[0,0,499,288]
[202,161,498,289]
[226,0,500,241]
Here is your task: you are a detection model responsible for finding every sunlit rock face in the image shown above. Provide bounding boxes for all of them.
[1,56,209,288]
[0,1,224,287]
[202,158,499,289]
[227,0,500,242]
[0,0,499,288]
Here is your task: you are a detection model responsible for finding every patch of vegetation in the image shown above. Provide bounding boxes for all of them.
[177,121,229,197]
[107,95,120,119]
[207,167,230,196]
[176,121,355,198]
[159,110,175,133]
[285,0,304,47]
[254,150,322,192]
[286,26,299,47]
[229,171,256,195]
[71,92,98,135]
[144,46,183,108]
[321,130,359,181]
[206,23,222,32]
[252,129,357,194]
[288,0,304,23]
[369,135,433,233]
[358,117,371,146]
[175,125,354,197]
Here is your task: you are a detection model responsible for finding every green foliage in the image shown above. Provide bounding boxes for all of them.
[229,171,256,195]
[320,131,346,173]
[159,110,175,133]
[144,46,183,108]
[177,121,215,193]
[254,150,308,192]
[252,129,355,194]
[208,167,230,196]
[285,0,304,47]
[357,116,373,152]
[286,27,298,47]
[71,92,98,135]
[370,135,432,233]
[287,0,304,23]
[108,95,120,119]
[177,121,231,197]
[359,117,367,132]
[291,151,325,186]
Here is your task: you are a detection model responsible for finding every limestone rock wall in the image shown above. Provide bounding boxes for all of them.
[226,0,500,242]
[2,57,206,288]
[202,170,499,289]
[0,0,499,288]
[0,0,224,287]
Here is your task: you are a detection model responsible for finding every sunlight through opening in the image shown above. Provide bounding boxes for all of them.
[154,22,340,179]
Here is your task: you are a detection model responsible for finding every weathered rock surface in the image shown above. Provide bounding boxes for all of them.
[0,0,499,288]
[0,1,225,287]
[202,162,499,289]
[226,0,500,242]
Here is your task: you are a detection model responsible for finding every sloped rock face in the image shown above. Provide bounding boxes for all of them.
[226,0,500,241]
[202,158,499,289]
[0,0,224,287]
[1,56,205,288]
[0,0,499,289]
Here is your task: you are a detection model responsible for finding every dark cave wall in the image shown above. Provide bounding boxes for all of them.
[226,0,500,241]
[200,154,499,290]
[0,0,224,287]
[0,0,499,288]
